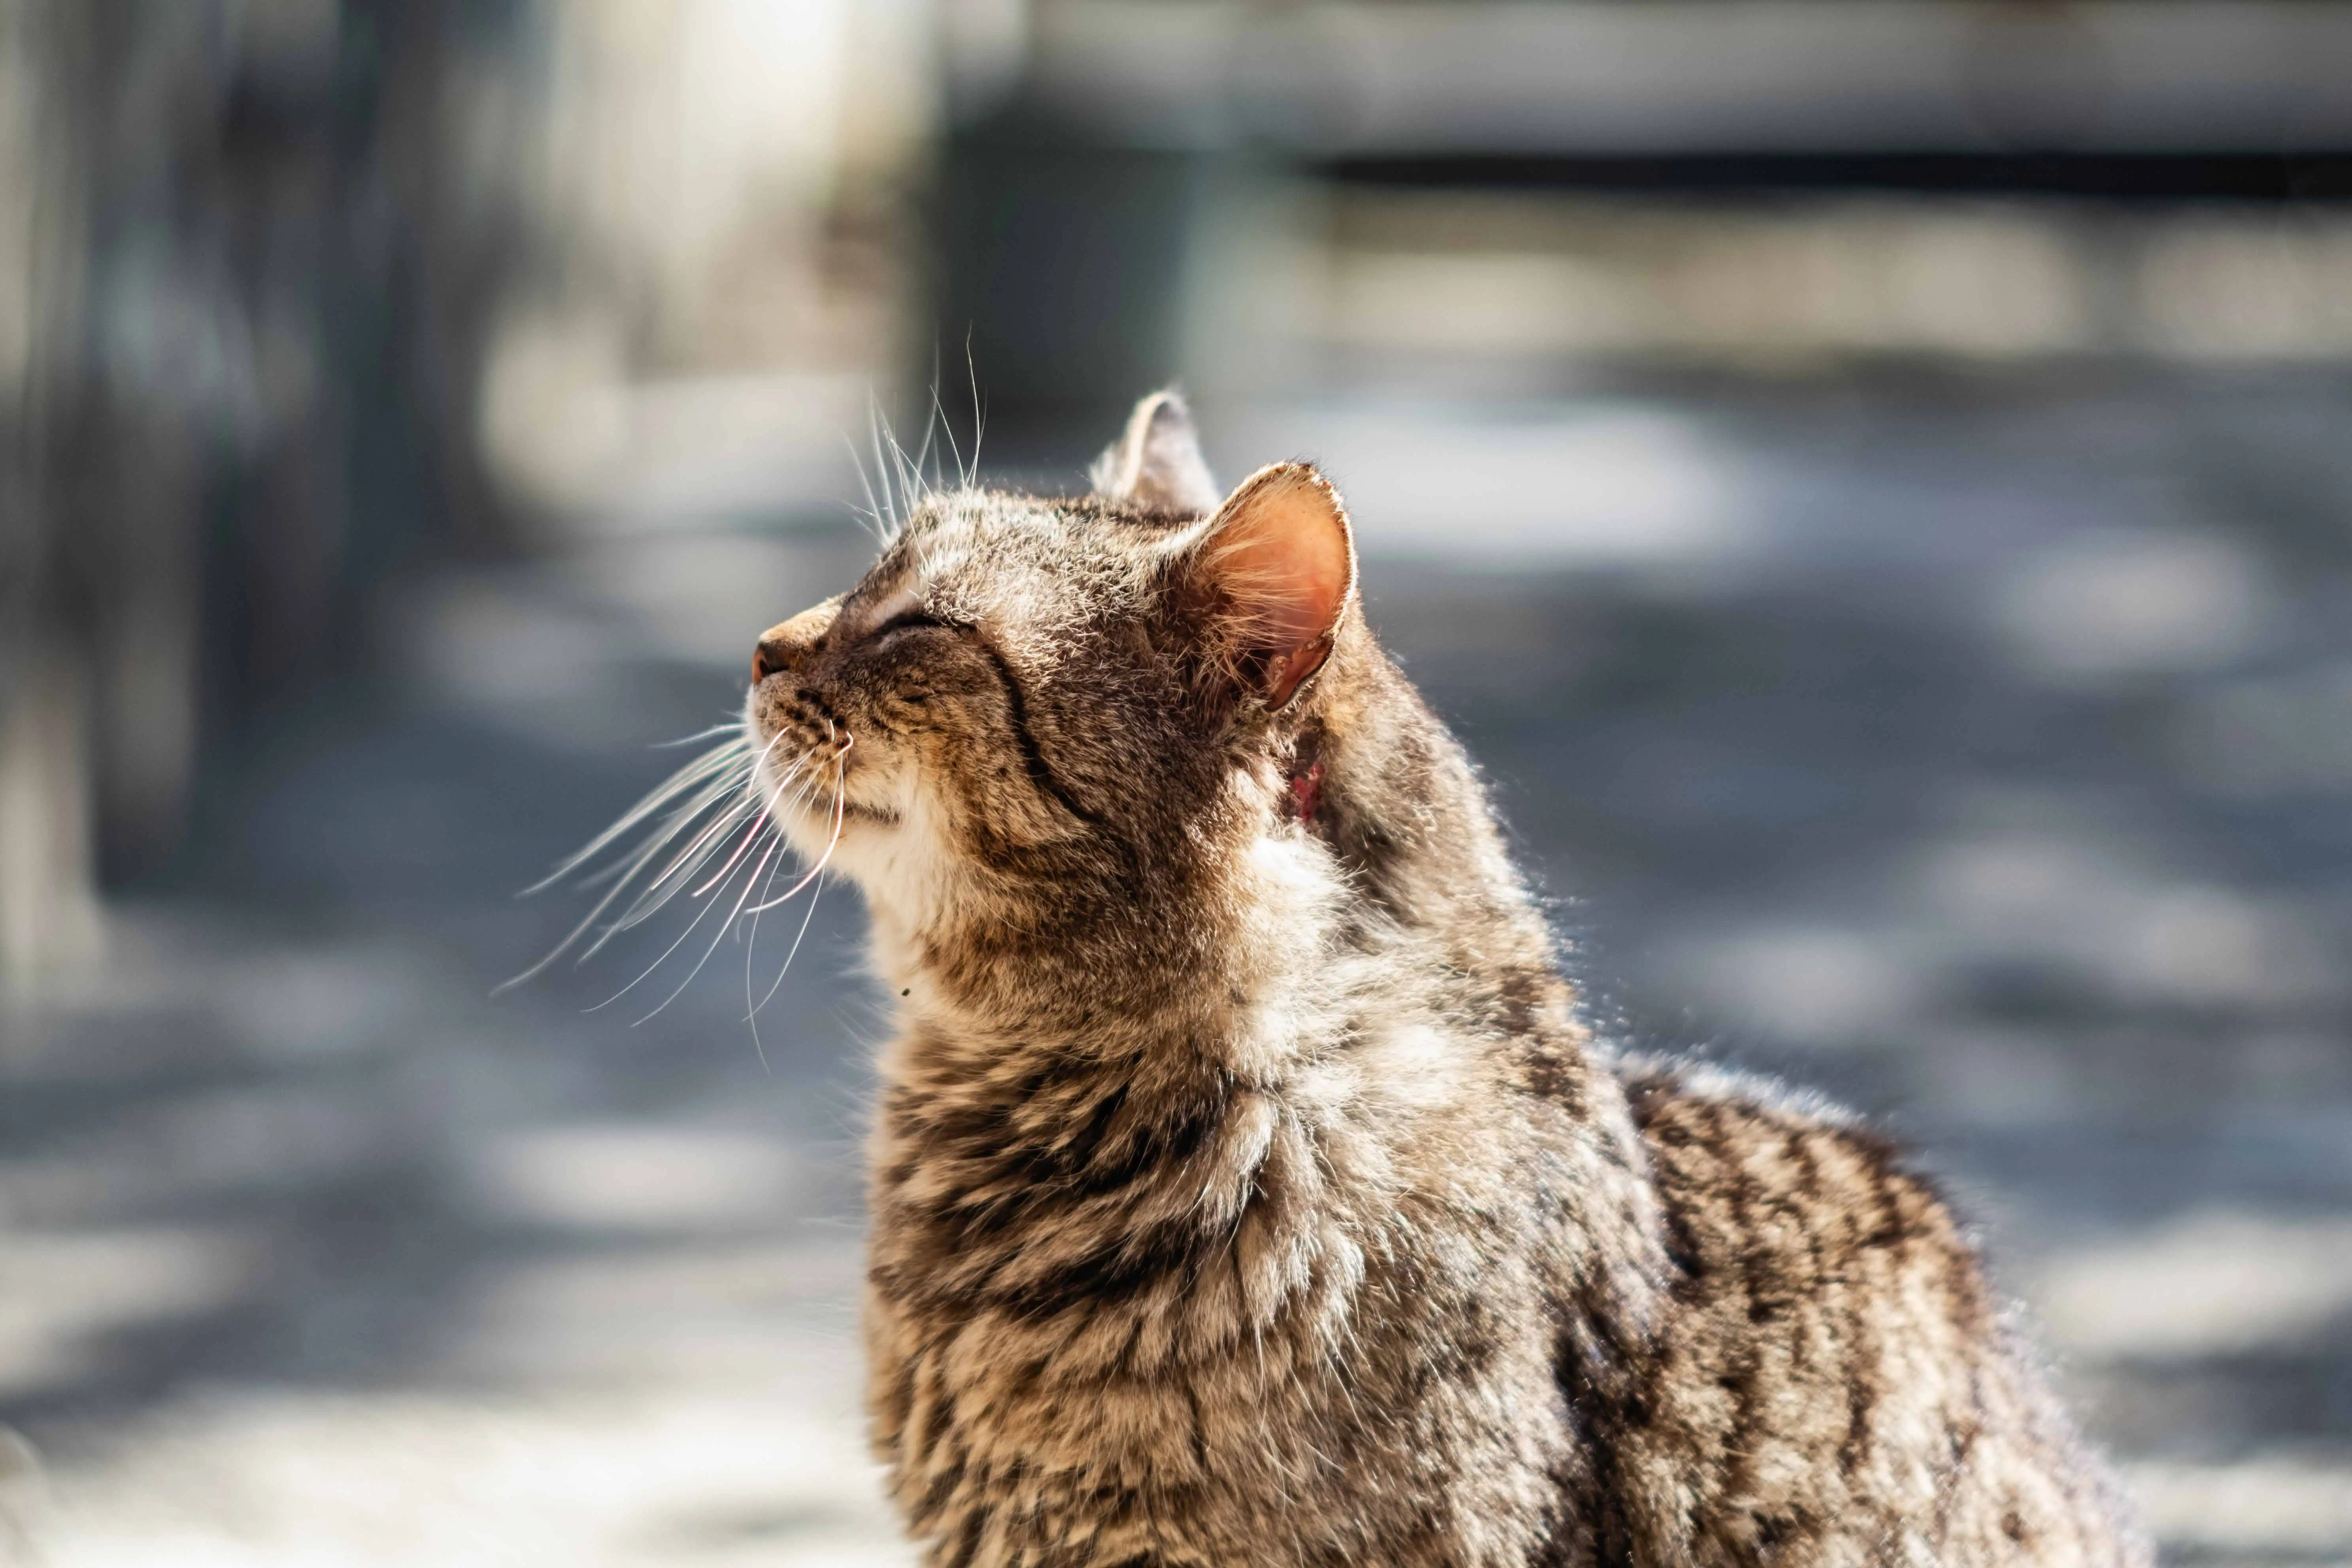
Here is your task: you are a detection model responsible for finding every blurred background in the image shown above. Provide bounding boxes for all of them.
[4,1,2352,1562]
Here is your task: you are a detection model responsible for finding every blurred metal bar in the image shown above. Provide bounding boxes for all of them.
[1026,2,2352,156]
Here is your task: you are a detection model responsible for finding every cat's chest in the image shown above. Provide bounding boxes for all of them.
[863,1270,1362,1525]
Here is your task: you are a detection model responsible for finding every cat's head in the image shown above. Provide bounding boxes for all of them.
[744,391,1365,938]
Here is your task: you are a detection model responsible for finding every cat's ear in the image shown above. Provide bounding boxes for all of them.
[1189,461,1356,710]
[1091,390,1221,516]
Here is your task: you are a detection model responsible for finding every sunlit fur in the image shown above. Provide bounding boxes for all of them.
[718,394,2145,1566]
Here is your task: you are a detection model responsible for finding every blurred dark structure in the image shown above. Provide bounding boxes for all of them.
[935,0,2352,430]
[2,0,530,967]
[938,126,1219,414]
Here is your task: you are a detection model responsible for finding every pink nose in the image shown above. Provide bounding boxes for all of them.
[751,599,840,686]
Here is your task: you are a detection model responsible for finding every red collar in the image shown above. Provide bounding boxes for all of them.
[1289,759,1325,825]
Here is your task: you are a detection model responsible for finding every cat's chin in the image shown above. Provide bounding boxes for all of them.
[757,789,909,913]
[764,793,897,851]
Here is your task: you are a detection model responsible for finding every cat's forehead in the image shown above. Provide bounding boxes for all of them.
[859,490,1173,620]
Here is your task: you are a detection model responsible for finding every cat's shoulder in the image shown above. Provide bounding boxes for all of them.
[1613,1052,1866,1146]
[1609,1051,1977,1266]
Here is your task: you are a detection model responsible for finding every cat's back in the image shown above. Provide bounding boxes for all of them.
[1599,1060,2148,1568]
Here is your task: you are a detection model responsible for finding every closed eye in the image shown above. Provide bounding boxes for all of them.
[866,609,960,646]
[871,610,948,640]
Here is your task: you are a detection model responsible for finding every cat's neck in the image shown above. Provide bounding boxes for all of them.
[868,854,1572,1123]
[867,643,1573,1088]
[868,814,1347,1089]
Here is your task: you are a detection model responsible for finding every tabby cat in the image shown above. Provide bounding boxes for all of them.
[732,393,2145,1566]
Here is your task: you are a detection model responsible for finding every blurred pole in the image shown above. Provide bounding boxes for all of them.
[0,0,534,985]
[927,0,1325,444]
[0,0,104,981]
[935,112,1210,419]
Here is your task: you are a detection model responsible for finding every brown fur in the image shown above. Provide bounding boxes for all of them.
[738,394,2147,1567]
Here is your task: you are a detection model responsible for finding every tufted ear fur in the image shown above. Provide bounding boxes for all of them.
[1190,461,1356,710]
[1091,390,1222,517]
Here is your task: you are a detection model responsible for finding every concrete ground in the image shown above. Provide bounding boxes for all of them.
[6,373,2350,1565]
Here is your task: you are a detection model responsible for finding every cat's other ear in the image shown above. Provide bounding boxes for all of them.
[1091,389,1221,516]
[1191,461,1356,710]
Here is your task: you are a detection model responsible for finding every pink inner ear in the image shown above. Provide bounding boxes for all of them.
[1212,468,1353,653]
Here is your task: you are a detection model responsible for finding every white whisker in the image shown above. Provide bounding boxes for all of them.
[742,827,796,1074]
[929,372,971,494]
[907,359,941,495]
[604,732,792,928]
[500,755,756,992]
[689,791,785,899]
[687,743,815,902]
[744,738,850,915]
[568,767,752,892]
[752,869,825,1018]
[523,738,749,895]
[570,767,755,896]
[585,819,770,1014]
[962,339,985,490]
[500,723,763,990]
[602,796,758,935]
[652,722,752,750]
[632,820,786,1025]
[513,700,859,1048]
[843,427,892,545]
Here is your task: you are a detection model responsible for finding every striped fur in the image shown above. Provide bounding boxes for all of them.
[742,396,2147,1567]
